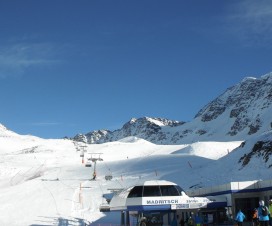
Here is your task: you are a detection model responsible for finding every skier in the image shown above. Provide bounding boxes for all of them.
[258,200,270,226]
[235,209,246,226]
[251,208,258,226]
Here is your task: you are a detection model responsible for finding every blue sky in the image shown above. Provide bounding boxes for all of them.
[0,0,272,139]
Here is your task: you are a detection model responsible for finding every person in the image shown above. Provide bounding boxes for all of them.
[194,213,202,226]
[269,200,272,226]
[258,200,270,226]
[251,208,258,226]
[139,217,147,226]
[187,216,194,226]
[236,209,246,226]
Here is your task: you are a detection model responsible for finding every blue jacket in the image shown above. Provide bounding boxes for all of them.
[236,210,245,222]
[258,205,270,221]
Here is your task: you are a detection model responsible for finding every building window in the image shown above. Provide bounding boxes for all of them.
[160,185,181,196]
[143,186,161,197]
[128,186,143,198]
[128,185,185,198]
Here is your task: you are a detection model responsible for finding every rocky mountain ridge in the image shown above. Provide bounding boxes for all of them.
[72,72,272,145]
[72,117,184,144]
[196,74,272,135]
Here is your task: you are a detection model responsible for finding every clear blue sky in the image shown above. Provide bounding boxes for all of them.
[0,0,272,139]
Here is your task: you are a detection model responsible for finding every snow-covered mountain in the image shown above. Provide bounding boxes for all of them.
[1,72,272,225]
[72,72,272,144]
[0,121,271,225]
[195,73,272,137]
[72,117,184,144]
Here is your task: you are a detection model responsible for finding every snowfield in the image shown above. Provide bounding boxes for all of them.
[1,127,271,225]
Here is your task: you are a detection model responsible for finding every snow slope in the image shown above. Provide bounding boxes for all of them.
[1,128,272,225]
[0,128,241,225]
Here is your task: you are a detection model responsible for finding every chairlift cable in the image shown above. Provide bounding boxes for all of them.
[100,159,127,188]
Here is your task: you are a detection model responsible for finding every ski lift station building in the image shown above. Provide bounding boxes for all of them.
[108,179,272,226]
[186,179,272,224]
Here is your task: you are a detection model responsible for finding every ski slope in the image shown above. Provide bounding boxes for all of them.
[0,129,265,225]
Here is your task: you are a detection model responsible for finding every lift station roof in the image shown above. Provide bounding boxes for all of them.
[109,180,225,212]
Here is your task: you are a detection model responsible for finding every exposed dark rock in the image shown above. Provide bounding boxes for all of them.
[239,140,272,167]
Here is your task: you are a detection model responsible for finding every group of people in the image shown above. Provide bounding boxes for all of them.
[236,200,272,226]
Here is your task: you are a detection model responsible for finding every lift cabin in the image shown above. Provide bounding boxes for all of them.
[109,180,227,226]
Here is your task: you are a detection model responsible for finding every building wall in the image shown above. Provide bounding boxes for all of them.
[186,179,272,223]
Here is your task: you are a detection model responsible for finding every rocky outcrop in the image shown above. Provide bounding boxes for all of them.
[239,140,272,168]
[195,73,272,136]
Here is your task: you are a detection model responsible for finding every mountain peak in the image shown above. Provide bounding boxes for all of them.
[241,77,256,83]
[72,117,185,144]
[69,72,272,144]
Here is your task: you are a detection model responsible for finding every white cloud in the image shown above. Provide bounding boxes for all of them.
[226,0,272,47]
[0,43,59,78]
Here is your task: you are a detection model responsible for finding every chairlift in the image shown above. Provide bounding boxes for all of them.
[86,153,103,180]
[105,174,113,181]
[85,159,92,167]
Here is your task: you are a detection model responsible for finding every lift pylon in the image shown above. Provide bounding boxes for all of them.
[88,153,103,180]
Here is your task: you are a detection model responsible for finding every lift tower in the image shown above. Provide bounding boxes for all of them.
[89,153,103,180]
